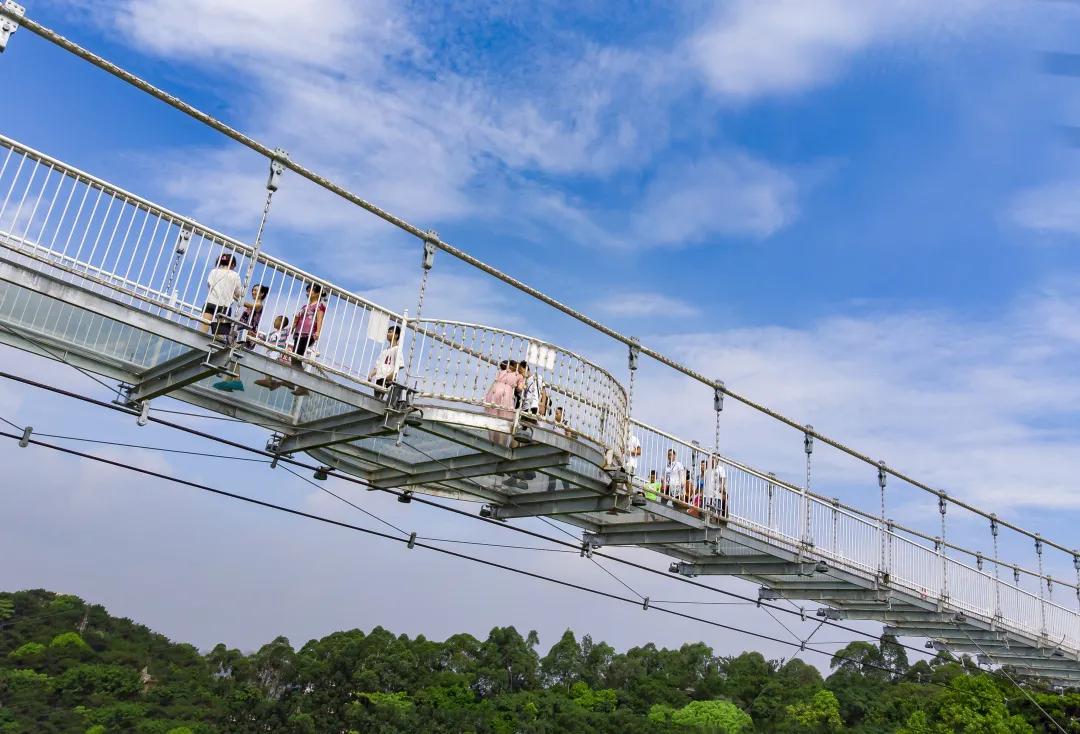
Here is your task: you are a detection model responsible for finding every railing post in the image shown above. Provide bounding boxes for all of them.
[990,515,1002,620]
[766,472,775,530]
[830,497,840,552]
[1035,534,1047,640]
[1074,552,1080,614]
[802,425,813,547]
[877,461,887,581]
[938,492,948,602]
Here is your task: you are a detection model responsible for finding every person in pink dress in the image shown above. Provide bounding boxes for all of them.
[485,359,523,446]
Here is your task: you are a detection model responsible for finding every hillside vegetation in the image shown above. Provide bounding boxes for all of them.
[0,590,1075,733]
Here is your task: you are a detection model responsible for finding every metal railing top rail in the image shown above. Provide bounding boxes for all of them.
[4,6,1077,564]
[630,417,1080,594]
[414,317,628,406]
[0,133,394,321]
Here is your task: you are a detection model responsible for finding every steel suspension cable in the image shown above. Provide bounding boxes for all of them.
[1,4,1072,559]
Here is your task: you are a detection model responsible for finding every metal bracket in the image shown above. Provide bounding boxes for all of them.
[383,383,418,432]
[267,149,288,192]
[422,232,438,271]
[136,400,151,427]
[0,2,24,53]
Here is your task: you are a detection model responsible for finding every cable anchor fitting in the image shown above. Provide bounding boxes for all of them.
[421,231,438,271]
[1034,534,1043,556]
[937,492,947,517]
[267,149,288,192]
[714,381,725,413]
[803,425,814,456]
[877,461,886,489]
[989,514,999,538]
[628,337,640,372]
[0,2,24,54]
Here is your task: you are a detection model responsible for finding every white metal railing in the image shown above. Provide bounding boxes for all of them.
[0,131,1076,653]
[628,418,1078,648]
[0,134,407,393]
[409,318,627,454]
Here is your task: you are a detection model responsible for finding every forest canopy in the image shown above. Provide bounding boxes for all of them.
[0,590,1074,733]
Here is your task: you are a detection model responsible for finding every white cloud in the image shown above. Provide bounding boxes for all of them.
[1009,181,1080,236]
[115,0,416,71]
[631,154,799,245]
[628,289,1080,518]
[688,0,999,100]
[594,293,700,320]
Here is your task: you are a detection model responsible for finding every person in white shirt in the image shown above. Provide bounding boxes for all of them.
[663,448,686,506]
[369,324,402,391]
[520,363,546,416]
[625,433,642,479]
[201,253,243,335]
[702,455,728,518]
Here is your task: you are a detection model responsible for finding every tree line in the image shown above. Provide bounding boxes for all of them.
[0,589,1075,733]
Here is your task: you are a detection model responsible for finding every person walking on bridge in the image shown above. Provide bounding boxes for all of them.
[288,282,326,397]
[200,253,243,335]
[485,359,521,446]
[663,448,685,506]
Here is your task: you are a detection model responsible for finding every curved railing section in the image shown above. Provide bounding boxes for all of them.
[409,318,628,456]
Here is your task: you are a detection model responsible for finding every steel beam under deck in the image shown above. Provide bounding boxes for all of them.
[674,557,820,577]
[128,345,235,404]
[370,446,571,489]
[277,412,390,454]
[491,492,632,519]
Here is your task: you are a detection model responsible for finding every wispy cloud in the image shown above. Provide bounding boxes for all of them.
[687,0,1004,100]
[1009,180,1080,236]
[594,293,700,320]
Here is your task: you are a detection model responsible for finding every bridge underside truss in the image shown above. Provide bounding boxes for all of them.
[1,252,1076,686]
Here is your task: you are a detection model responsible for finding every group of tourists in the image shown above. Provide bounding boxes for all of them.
[202,254,727,517]
[199,253,401,397]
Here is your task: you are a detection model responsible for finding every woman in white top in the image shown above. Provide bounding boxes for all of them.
[702,455,728,518]
[201,253,243,335]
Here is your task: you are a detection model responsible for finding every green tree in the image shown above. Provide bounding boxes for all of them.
[899,675,1033,734]
[541,630,583,691]
[786,689,843,733]
[671,699,753,733]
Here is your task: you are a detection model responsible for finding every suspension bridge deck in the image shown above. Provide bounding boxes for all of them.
[0,132,1077,685]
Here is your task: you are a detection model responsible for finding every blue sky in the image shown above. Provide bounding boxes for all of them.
[2,0,1080,659]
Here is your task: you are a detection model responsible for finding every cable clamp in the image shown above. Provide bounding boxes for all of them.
[136,401,151,427]
[937,491,947,516]
[803,425,813,455]
[641,596,650,611]
[1034,534,1043,556]
[0,2,24,53]
[580,541,593,559]
[17,425,31,447]
[407,531,417,549]
[628,337,640,372]
[266,149,288,192]
[713,381,724,413]
[989,513,998,538]
[422,231,438,271]
[877,460,886,489]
